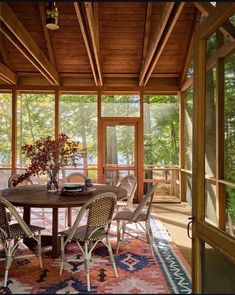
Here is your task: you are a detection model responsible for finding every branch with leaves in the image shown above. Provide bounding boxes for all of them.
[13,133,86,187]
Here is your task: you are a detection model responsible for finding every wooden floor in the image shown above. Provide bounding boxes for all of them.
[152,202,192,265]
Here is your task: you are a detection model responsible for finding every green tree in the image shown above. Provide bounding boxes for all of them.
[0,93,12,166]
[144,95,179,166]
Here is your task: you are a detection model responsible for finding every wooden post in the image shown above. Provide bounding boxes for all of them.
[138,91,144,202]
[216,31,225,230]
[97,91,103,183]
[11,89,17,175]
[192,23,206,293]
[179,91,186,201]
[55,89,59,140]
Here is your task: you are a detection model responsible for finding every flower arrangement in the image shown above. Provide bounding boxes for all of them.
[13,133,85,191]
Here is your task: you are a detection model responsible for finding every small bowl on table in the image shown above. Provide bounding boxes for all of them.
[63,183,84,192]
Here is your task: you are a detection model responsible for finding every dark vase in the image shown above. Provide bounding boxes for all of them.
[47,170,59,192]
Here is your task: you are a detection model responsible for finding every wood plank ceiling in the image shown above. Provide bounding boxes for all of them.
[0,2,204,89]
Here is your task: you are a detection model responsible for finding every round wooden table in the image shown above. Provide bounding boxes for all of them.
[1,184,127,258]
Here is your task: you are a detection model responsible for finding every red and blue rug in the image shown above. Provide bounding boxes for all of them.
[0,211,191,294]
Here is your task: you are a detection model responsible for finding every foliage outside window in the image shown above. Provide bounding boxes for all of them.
[224,15,235,43]
[205,66,217,225]
[224,51,235,220]
[0,93,12,167]
[101,95,140,117]
[17,93,55,168]
[184,87,193,170]
[229,14,235,26]
[144,95,179,166]
[60,94,97,179]
[206,33,216,59]
[106,125,134,166]
[205,67,216,177]
[0,93,12,189]
[186,58,193,79]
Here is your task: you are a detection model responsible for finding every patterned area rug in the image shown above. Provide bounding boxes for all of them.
[0,210,191,294]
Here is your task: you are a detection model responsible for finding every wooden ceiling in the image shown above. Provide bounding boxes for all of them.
[0,2,229,90]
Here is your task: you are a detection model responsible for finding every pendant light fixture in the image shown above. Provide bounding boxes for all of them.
[45,2,59,30]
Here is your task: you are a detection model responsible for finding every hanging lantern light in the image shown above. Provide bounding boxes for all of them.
[45,2,59,30]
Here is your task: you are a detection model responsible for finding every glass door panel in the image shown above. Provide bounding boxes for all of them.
[202,242,235,293]
[192,8,235,293]
[103,124,136,186]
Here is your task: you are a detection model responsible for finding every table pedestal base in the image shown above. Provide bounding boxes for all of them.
[23,207,61,258]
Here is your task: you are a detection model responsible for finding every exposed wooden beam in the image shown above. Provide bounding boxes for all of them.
[38,2,56,67]
[0,77,179,92]
[84,2,102,86]
[180,8,199,84]
[181,37,235,92]
[181,76,193,92]
[206,39,235,72]
[0,63,17,84]
[61,72,179,79]
[139,2,175,86]
[193,2,235,41]
[0,2,60,85]
[140,2,185,86]
[74,2,101,86]
[141,2,152,67]
[0,34,15,71]
[92,2,100,53]
[199,3,235,40]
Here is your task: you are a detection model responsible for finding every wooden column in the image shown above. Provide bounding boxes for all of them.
[138,91,144,202]
[216,31,225,230]
[55,89,59,140]
[11,89,17,175]
[192,23,206,293]
[97,91,103,183]
[52,208,60,258]
[179,91,186,201]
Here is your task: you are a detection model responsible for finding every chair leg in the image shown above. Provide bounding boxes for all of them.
[106,236,118,278]
[4,269,9,288]
[4,243,13,288]
[67,208,72,228]
[116,220,127,254]
[84,242,90,292]
[145,221,155,260]
[121,221,126,240]
[37,231,43,268]
[64,208,68,228]
[41,208,45,228]
[116,220,121,254]
[59,237,65,275]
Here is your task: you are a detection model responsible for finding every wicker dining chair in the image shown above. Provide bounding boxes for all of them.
[116,175,137,211]
[8,174,46,227]
[59,192,118,292]
[113,183,158,259]
[65,172,87,225]
[0,195,44,287]
[66,172,87,184]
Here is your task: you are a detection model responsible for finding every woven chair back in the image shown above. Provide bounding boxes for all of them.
[66,192,117,242]
[117,175,137,197]
[87,192,117,228]
[0,200,10,238]
[0,195,33,238]
[131,183,158,222]
[66,172,86,184]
